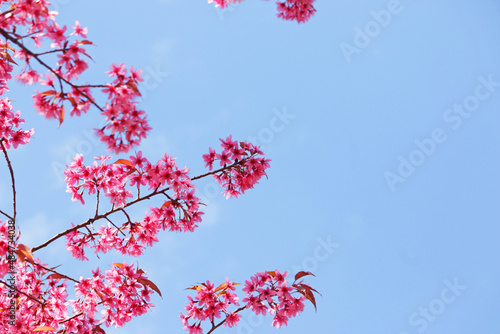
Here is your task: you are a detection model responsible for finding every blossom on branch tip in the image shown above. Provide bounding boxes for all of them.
[204,136,271,199]
[207,0,316,23]
[181,270,318,333]
[276,0,317,23]
[0,99,34,150]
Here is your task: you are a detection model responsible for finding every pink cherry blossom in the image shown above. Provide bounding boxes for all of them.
[204,136,271,199]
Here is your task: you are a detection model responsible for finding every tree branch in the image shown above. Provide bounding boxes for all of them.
[0,139,16,221]
[0,208,13,221]
[32,262,80,284]
[31,158,250,253]
[0,279,46,306]
[0,27,103,113]
[207,306,247,334]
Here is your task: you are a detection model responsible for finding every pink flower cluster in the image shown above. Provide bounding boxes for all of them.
[181,270,317,334]
[64,151,203,260]
[0,260,71,334]
[64,154,132,207]
[203,135,271,198]
[0,253,156,333]
[180,278,242,334]
[96,63,151,153]
[0,42,14,95]
[242,270,306,329]
[73,262,155,329]
[276,0,317,23]
[207,0,317,23]
[0,1,150,153]
[0,98,33,150]
[208,0,243,9]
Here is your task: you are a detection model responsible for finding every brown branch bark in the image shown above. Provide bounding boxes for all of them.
[207,306,247,334]
[0,139,16,221]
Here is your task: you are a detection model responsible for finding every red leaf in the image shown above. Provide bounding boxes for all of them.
[293,283,320,311]
[138,278,162,297]
[95,289,105,302]
[1,51,18,65]
[78,40,94,45]
[93,325,106,334]
[215,282,227,292]
[15,244,34,264]
[33,326,56,332]
[267,271,277,277]
[126,80,141,96]
[47,274,66,280]
[161,201,172,209]
[113,159,135,168]
[40,90,56,96]
[67,97,77,108]
[57,105,65,128]
[112,263,124,269]
[294,271,315,282]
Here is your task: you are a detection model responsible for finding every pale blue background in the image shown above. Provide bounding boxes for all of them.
[1,0,500,333]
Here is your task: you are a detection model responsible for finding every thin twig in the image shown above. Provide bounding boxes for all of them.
[0,139,16,221]
[104,216,126,236]
[0,208,13,221]
[95,189,100,217]
[32,262,79,284]
[59,300,105,324]
[206,306,246,334]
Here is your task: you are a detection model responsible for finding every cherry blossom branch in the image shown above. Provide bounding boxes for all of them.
[0,139,16,221]
[95,189,100,217]
[0,279,45,306]
[0,9,14,19]
[59,300,106,324]
[0,27,103,113]
[105,216,126,236]
[206,306,246,334]
[191,156,254,181]
[31,159,250,253]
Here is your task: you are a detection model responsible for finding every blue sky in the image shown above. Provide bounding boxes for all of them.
[1,0,500,333]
